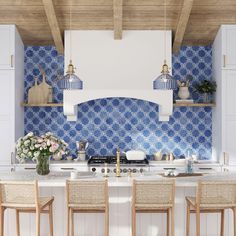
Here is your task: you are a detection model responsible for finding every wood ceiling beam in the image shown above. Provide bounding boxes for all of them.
[42,0,64,54]
[113,0,123,39]
[173,0,194,53]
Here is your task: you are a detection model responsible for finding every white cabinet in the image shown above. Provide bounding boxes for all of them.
[0,25,24,164]
[222,25,236,69]
[0,25,14,69]
[213,26,236,164]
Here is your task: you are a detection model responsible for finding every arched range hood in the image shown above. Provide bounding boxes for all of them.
[63,89,173,121]
[63,30,174,122]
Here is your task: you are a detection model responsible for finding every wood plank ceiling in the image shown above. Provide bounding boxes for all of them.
[0,0,236,54]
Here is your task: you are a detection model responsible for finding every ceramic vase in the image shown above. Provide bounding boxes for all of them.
[178,86,190,99]
[53,152,62,161]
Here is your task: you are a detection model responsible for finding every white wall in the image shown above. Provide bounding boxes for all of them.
[64,30,172,90]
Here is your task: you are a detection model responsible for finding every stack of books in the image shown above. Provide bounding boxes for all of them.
[175,99,194,104]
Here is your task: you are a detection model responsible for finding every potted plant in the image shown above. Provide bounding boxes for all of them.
[194,80,217,103]
[16,132,68,175]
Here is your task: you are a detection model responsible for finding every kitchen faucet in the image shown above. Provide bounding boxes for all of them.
[116,149,121,177]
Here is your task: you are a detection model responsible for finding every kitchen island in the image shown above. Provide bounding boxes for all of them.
[0,171,235,236]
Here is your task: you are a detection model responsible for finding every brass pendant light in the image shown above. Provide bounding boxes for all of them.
[58,0,83,90]
[153,0,177,90]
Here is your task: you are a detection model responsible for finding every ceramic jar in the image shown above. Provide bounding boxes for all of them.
[53,152,62,161]
[178,86,190,99]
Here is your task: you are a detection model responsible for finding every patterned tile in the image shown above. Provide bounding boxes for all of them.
[173,45,212,101]
[24,46,212,160]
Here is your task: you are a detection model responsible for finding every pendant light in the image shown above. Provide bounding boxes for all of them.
[153,0,177,90]
[58,0,83,90]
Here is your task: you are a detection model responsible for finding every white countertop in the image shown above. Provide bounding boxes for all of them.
[1,171,236,188]
[13,160,221,168]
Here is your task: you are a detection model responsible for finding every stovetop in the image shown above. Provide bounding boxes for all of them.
[88,155,149,166]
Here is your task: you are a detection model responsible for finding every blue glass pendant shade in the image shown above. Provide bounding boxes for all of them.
[58,60,83,90]
[153,61,177,90]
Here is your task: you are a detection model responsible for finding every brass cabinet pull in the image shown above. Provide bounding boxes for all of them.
[223,54,226,67]
[10,55,14,67]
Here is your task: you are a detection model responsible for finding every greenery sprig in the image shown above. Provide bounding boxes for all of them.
[194,80,217,94]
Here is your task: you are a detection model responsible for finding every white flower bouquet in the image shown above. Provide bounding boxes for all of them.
[16,132,68,163]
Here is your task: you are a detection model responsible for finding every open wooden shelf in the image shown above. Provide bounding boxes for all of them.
[22,102,216,108]
[21,103,63,107]
[173,103,215,107]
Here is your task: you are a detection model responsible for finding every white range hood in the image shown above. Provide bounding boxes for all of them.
[63,30,173,121]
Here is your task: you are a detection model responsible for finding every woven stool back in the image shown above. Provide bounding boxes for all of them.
[133,180,175,205]
[198,181,236,206]
[0,181,38,206]
[66,180,108,206]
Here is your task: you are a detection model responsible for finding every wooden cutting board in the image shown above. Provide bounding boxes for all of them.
[28,76,45,104]
[38,68,51,103]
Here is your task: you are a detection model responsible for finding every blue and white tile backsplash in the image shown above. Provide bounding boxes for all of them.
[24,45,212,160]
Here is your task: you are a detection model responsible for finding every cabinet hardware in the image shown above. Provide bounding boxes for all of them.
[198,168,212,170]
[24,167,36,170]
[60,167,75,170]
[223,55,226,67]
[163,167,176,170]
[10,152,14,165]
[10,55,14,67]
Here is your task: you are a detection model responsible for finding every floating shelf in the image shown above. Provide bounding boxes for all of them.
[173,103,216,107]
[21,103,63,107]
[21,102,216,108]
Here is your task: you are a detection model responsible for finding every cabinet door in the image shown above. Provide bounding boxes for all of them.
[225,119,236,164]
[223,26,236,69]
[0,116,14,164]
[0,25,14,69]
[223,70,236,164]
[0,71,14,164]
[224,70,236,117]
[0,70,14,116]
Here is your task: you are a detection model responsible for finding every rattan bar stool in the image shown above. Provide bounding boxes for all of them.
[132,179,175,236]
[0,180,54,236]
[186,180,236,236]
[66,179,109,236]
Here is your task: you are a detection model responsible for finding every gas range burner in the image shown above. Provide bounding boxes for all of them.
[88,155,149,166]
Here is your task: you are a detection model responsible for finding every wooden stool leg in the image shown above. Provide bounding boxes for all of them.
[196,207,200,236]
[171,207,175,236]
[36,210,41,236]
[49,204,53,236]
[167,209,170,236]
[0,207,4,236]
[186,204,190,236]
[234,208,236,236]
[105,208,109,236]
[67,207,70,236]
[16,209,20,236]
[221,209,224,236]
[132,207,136,236]
[70,208,74,236]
